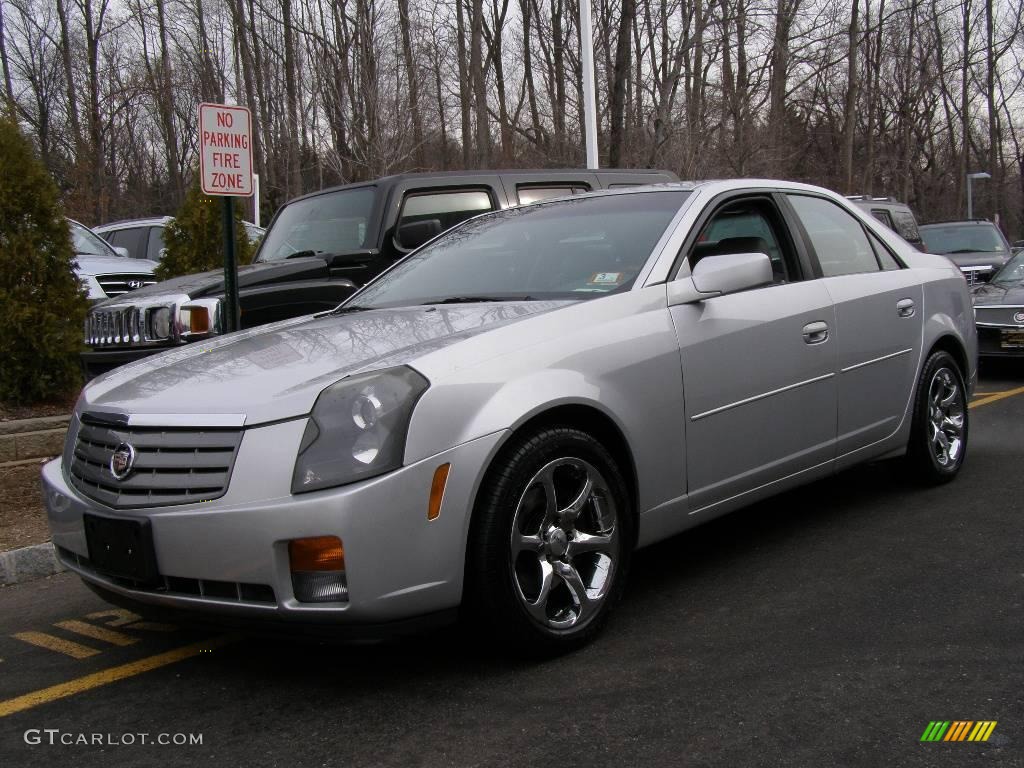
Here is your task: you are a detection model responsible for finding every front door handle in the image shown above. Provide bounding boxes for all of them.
[802,321,830,345]
[897,298,916,318]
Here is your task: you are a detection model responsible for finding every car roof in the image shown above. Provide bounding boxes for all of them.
[919,219,996,228]
[94,216,174,231]
[286,168,681,204]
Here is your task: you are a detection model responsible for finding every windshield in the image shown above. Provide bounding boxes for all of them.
[920,224,1008,254]
[69,220,117,257]
[351,191,688,308]
[256,187,375,261]
[992,252,1024,285]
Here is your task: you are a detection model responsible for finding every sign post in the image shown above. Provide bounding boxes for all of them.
[199,102,253,333]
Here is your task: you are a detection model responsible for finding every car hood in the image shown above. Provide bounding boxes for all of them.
[73,255,158,277]
[934,251,1011,269]
[80,301,571,425]
[972,282,1024,305]
[92,257,333,308]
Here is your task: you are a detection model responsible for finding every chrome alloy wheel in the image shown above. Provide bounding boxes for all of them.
[509,458,619,630]
[928,367,965,467]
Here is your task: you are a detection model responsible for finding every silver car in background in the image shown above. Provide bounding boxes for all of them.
[43,180,976,655]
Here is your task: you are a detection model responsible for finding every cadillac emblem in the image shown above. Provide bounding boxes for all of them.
[1014,311,1024,324]
[110,443,136,480]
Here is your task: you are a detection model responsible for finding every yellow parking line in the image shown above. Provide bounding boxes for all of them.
[54,620,138,647]
[12,632,100,659]
[0,635,233,718]
[970,385,1024,409]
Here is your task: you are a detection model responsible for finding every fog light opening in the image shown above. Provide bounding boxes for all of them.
[289,536,348,603]
[428,463,451,521]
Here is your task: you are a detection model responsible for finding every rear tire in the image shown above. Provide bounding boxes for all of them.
[466,427,633,657]
[906,350,968,484]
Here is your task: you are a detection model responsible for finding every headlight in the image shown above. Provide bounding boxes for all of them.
[149,306,173,340]
[291,366,429,494]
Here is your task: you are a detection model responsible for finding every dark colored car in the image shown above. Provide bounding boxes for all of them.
[971,251,1024,356]
[919,220,1013,286]
[847,196,924,250]
[81,168,677,379]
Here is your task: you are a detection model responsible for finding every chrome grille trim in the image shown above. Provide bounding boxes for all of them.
[68,417,242,509]
[960,266,993,286]
[974,306,1024,327]
[95,273,158,298]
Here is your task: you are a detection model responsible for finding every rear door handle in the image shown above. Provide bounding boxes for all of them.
[802,321,829,345]
[897,298,916,318]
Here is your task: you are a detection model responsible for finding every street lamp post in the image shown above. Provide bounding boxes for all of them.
[580,0,598,169]
[966,171,991,219]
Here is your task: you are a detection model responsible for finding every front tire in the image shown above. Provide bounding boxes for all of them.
[907,350,968,484]
[467,427,632,656]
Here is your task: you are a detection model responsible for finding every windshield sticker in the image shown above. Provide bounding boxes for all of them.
[587,272,624,286]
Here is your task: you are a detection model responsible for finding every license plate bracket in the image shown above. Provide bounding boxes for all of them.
[83,514,159,585]
[1000,329,1024,349]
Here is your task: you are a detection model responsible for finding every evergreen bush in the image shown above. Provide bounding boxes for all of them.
[156,178,253,280]
[0,117,88,404]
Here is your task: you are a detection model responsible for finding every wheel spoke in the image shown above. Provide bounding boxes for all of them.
[569,529,616,557]
[553,561,599,624]
[558,475,593,526]
[523,560,555,622]
[512,534,543,555]
[939,386,958,407]
[540,469,559,527]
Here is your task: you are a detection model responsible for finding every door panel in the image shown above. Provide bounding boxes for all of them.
[823,272,923,455]
[670,280,838,512]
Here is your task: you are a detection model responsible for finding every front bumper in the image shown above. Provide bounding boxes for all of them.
[43,418,505,626]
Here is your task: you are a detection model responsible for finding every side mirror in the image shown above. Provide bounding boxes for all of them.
[396,219,442,251]
[113,246,130,258]
[691,252,773,296]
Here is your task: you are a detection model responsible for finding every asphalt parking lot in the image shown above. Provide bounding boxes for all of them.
[0,362,1021,767]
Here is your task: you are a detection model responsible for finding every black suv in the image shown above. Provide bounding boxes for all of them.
[82,168,676,378]
[919,219,1014,285]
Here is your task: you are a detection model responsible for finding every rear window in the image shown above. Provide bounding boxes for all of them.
[893,211,921,242]
[920,224,1008,255]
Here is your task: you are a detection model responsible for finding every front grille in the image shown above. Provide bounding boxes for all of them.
[56,547,276,604]
[69,418,242,509]
[975,306,1024,327]
[960,266,993,286]
[96,273,157,298]
[86,306,154,347]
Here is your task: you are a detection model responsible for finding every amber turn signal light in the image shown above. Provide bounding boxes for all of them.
[288,535,345,572]
[428,463,451,521]
[187,306,210,334]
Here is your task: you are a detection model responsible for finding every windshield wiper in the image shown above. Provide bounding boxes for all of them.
[423,295,534,305]
[284,249,341,260]
[944,248,993,254]
[331,304,372,315]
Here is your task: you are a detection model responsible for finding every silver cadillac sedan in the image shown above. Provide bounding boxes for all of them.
[43,180,977,654]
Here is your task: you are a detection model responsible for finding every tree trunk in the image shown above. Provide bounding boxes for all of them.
[841,0,859,192]
[608,0,635,166]
[398,0,424,167]
[456,0,473,166]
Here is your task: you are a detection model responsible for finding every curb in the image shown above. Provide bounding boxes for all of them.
[0,415,69,463]
[0,542,66,586]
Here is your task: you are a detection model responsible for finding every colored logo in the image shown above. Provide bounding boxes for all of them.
[109,443,136,480]
[1013,311,1024,323]
[920,721,997,742]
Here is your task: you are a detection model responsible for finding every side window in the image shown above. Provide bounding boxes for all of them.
[146,227,166,261]
[108,228,146,259]
[867,231,902,271]
[893,211,921,243]
[870,209,895,231]
[398,189,493,237]
[788,195,880,277]
[689,199,795,284]
[516,186,588,205]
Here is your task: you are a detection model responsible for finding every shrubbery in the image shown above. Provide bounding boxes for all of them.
[0,117,88,404]
[156,178,253,280]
